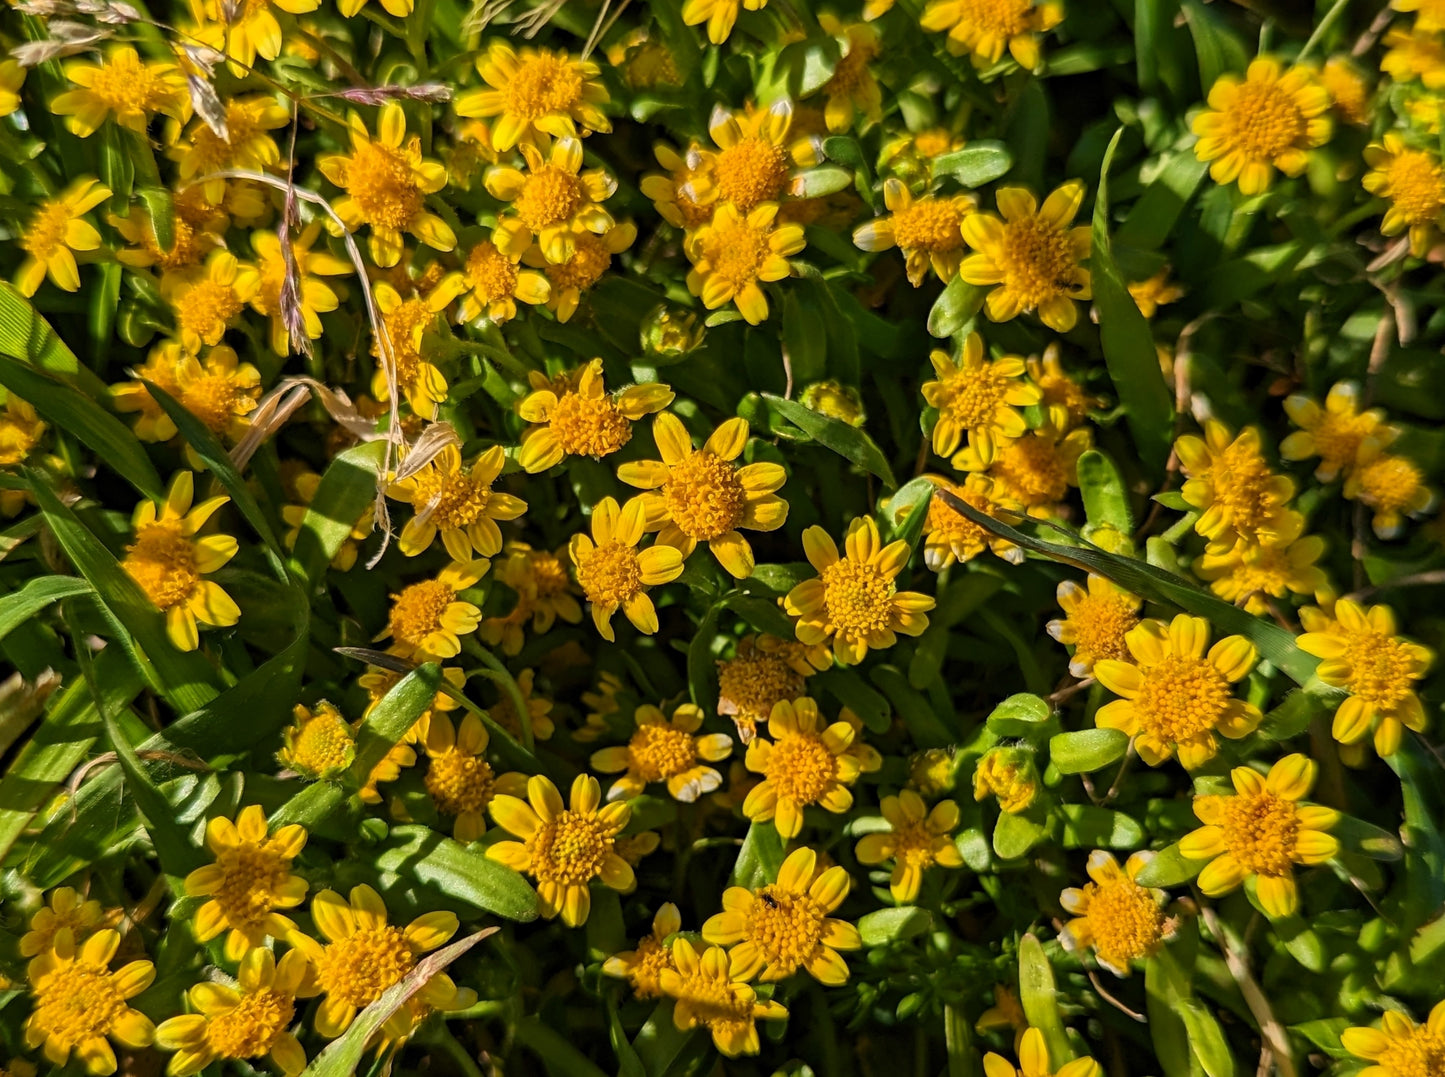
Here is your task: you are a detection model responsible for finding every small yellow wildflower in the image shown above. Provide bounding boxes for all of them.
[608,28,682,89]
[785,516,935,665]
[455,42,611,152]
[486,138,616,264]
[591,702,734,802]
[20,888,105,958]
[976,984,1028,1046]
[742,696,862,838]
[424,712,527,842]
[0,395,47,471]
[169,96,289,203]
[920,0,1064,68]
[358,736,415,805]
[0,59,24,117]
[282,470,374,571]
[154,948,311,1077]
[973,747,1037,813]
[278,701,356,777]
[921,333,1042,464]
[919,473,1023,569]
[815,15,883,131]
[717,634,827,743]
[910,747,961,796]
[854,179,975,286]
[388,444,526,561]
[24,930,155,1075]
[1281,381,1396,482]
[1046,574,1142,677]
[683,0,767,43]
[1381,27,1445,89]
[163,251,258,354]
[337,0,411,16]
[641,142,717,229]
[172,345,262,443]
[1059,850,1168,976]
[1025,345,1100,431]
[371,279,454,418]
[110,187,226,273]
[983,1027,1102,1077]
[237,224,350,355]
[487,774,633,926]
[113,343,185,442]
[1175,421,1298,551]
[1321,57,1371,124]
[531,221,638,322]
[701,101,811,213]
[1180,754,1340,918]
[438,239,551,325]
[686,202,806,325]
[50,46,187,138]
[518,358,674,473]
[603,903,681,1000]
[480,542,583,655]
[1298,599,1434,756]
[1344,443,1436,538]
[120,472,240,651]
[1127,267,1186,318]
[190,0,320,70]
[1191,58,1332,195]
[963,427,1093,516]
[855,790,964,902]
[659,938,788,1057]
[488,668,557,742]
[1364,134,1445,257]
[1193,516,1329,614]
[15,177,111,296]
[569,494,685,641]
[380,560,488,660]
[1342,1003,1445,1077]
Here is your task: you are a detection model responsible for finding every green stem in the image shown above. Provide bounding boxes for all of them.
[470,642,535,754]
[1297,0,1352,63]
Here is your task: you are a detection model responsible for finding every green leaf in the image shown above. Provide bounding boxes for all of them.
[1333,814,1404,860]
[687,603,721,710]
[814,668,891,733]
[763,394,897,487]
[268,781,351,832]
[721,592,795,639]
[137,187,175,252]
[985,693,1051,738]
[0,575,92,643]
[1132,842,1205,887]
[1289,1019,1351,1058]
[931,141,1013,188]
[993,809,1048,859]
[790,165,855,199]
[1049,729,1130,774]
[1179,999,1236,1077]
[0,283,108,394]
[1145,921,1200,1077]
[289,440,385,586]
[350,664,442,785]
[371,825,538,921]
[782,290,828,384]
[1017,934,1073,1065]
[631,1001,701,1077]
[858,906,932,946]
[1057,804,1145,849]
[1115,151,1210,251]
[928,276,985,339]
[1077,449,1134,538]
[732,820,785,888]
[1180,0,1248,94]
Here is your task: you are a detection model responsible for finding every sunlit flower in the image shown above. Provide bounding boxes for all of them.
[236,224,350,355]
[569,494,685,641]
[50,46,187,138]
[170,96,289,203]
[641,143,717,229]
[603,903,681,1000]
[1046,574,1142,677]
[976,984,1028,1046]
[487,774,633,926]
[1364,134,1445,257]
[1127,267,1186,318]
[439,240,550,325]
[370,280,453,418]
[608,28,682,88]
[1344,443,1436,538]
[1192,58,1332,195]
[963,427,1092,516]
[120,472,240,651]
[278,701,356,777]
[110,187,226,272]
[318,104,454,268]
[659,938,788,1056]
[380,560,488,660]
[973,747,1037,813]
[1298,600,1434,757]
[1281,381,1396,482]
[854,179,975,286]
[155,948,311,1077]
[1059,851,1168,975]
[920,0,1064,68]
[1194,516,1329,614]
[162,251,258,354]
[0,395,47,479]
[15,177,110,296]
[455,42,610,152]
[388,444,526,561]
[701,101,811,213]
[1342,1003,1445,1077]
[1381,27,1445,89]
[1175,421,1297,551]
[486,138,616,264]
[1321,56,1371,124]
[1179,754,1340,918]
[685,202,806,325]
[717,634,827,743]
[878,127,966,184]
[24,930,154,1075]
[518,359,673,473]
[172,345,262,443]
[983,1027,1102,1077]
[424,712,527,842]
[20,888,105,959]
[918,473,1022,569]
[742,696,862,838]
[480,542,582,655]
[531,221,637,322]
[815,15,882,131]
[488,668,557,742]
[909,747,961,796]
[190,0,321,69]
[855,790,964,902]
[591,702,734,802]
[921,334,1041,464]
[358,737,415,805]
[960,182,1092,331]
[113,342,185,442]
[185,805,308,961]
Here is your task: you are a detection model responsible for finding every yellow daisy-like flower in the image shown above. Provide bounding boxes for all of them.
[19,888,105,958]
[919,473,1023,569]
[1045,574,1142,677]
[1321,56,1371,124]
[236,224,350,355]
[741,696,862,838]
[169,96,289,204]
[1179,754,1340,918]
[479,542,583,655]
[921,333,1042,464]
[910,747,961,796]
[1059,850,1168,976]
[1344,443,1437,539]
[815,15,883,132]
[1127,267,1186,318]
[683,0,767,43]
[170,345,262,443]
[1298,599,1434,757]
[1093,614,1262,769]
[380,560,488,661]
[439,239,550,325]
[518,358,674,473]
[50,46,188,138]
[1281,381,1396,482]
[641,143,718,229]
[920,0,1064,68]
[292,884,469,1040]
[184,804,308,961]
[591,702,734,802]
[702,101,813,213]
[154,948,311,1077]
[983,1028,1102,1077]
[660,937,789,1056]
[603,903,681,1000]
[854,790,964,902]
[703,845,861,984]
[162,251,258,354]
[1193,516,1329,615]
[189,0,320,69]
[960,181,1092,331]
[487,774,633,926]
[486,138,616,265]
[111,187,227,273]
[423,712,528,842]
[1191,58,1332,195]
[530,221,638,323]
[358,736,415,805]
[120,472,240,651]
[1342,1003,1445,1077]
[488,667,558,742]
[973,747,1037,813]
[14,177,111,296]
[0,393,46,493]
[455,42,610,153]
[388,444,526,561]
[785,516,936,666]
[854,179,975,286]
[1381,27,1445,89]
[717,634,827,744]
[1364,133,1445,257]
[317,104,455,268]
[1397,0,1445,29]
[1175,421,1298,551]
[685,202,806,325]
[569,495,685,641]
[24,929,155,1075]
[0,59,24,118]
[618,413,788,579]
[371,279,454,418]
[278,701,356,777]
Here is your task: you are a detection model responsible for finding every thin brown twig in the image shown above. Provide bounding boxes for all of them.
[1087,970,1147,1023]
[1198,903,1298,1077]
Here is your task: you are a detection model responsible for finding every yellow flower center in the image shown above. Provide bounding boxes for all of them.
[1079,876,1164,966]
[890,198,967,253]
[700,214,772,289]
[1065,592,1137,664]
[466,242,519,302]
[408,466,493,531]
[425,749,496,817]
[1341,628,1417,707]
[85,53,172,115]
[286,708,355,773]
[1037,370,1090,423]
[549,392,633,456]
[1201,439,1280,534]
[714,138,790,212]
[947,0,1033,39]
[388,580,457,647]
[576,542,643,606]
[1135,654,1232,743]
[515,167,583,233]
[179,367,257,436]
[995,214,1079,309]
[1379,1027,1445,1077]
[29,959,128,1050]
[890,819,941,870]
[663,451,747,540]
[718,652,805,725]
[22,202,74,259]
[123,521,200,611]
[546,232,614,292]
[763,731,839,806]
[1217,790,1300,876]
[205,990,295,1059]
[628,723,699,783]
[930,363,1013,431]
[1220,78,1306,161]
[669,965,755,1036]
[531,550,572,597]
[820,557,896,639]
[525,809,616,885]
[624,936,671,998]
[208,842,294,933]
[1308,410,1372,473]
[1357,455,1425,513]
[994,436,1071,506]
[505,53,584,120]
[174,278,244,346]
[347,140,423,229]
[375,296,431,388]
[188,104,265,173]
[744,885,825,975]
[315,926,415,1008]
[1384,150,1445,225]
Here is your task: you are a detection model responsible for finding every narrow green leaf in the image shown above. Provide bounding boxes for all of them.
[0,282,109,395]
[763,394,897,487]
[1145,921,1200,1077]
[721,592,796,639]
[371,824,538,921]
[1049,729,1130,774]
[289,440,385,586]
[0,576,92,642]
[1333,814,1404,860]
[1180,0,1247,94]
[687,603,721,710]
[350,664,442,785]
[1017,934,1073,1065]
[814,668,890,733]
[1115,151,1210,251]
[1179,1000,1236,1077]
[993,809,1048,859]
[732,820,785,888]
[1132,842,1205,887]
[137,187,175,252]
[1077,449,1134,537]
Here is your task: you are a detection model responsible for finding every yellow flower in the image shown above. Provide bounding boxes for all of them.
[236,224,350,355]
[603,903,681,1000]
[423,712,527,842]
[317,104,455,267]
[0,59,25,118]
[910,747,961,796]
[388,444,526,560]
[1344,443,1437,539]
[155,948,311,1077]
[358,737,415,805]
[283,468,373,571]
[380,560,488,660]
[189,0,321,71]
[1364,133,1445,256]
[973,747,1037,813]
[1046,574,1142,677]
[960,182,1092,331]
[1179,754,1340,918]
[485,138,616,264]
[609,29,682,88]
[1193,516,1329,614]
[717,634,827,743]
[919,473,1023,569]
[1381,27,1445,89]
[24,929,155,1075]
[438,240,550,325]
[530,221,638,322]
[162,251,258,354]
[14,177,110,296]
[1342,1003,1445,1077]
[591,702,734,802]
[618,413,788,578]
[683,0,767,42]
[659,937,788,1056]
[1298,599,1434,756]
[455,42,610,152]
[50,46,187,138]
[983,1027,1102,1077]
[20,888,105,958]
[518,359,674,473]
[963,427,1092,516]
[921,333,1042,464]
[293,885,469,1039]
[855,180,975,287]
[685,202,806,325]
[0,395,46,470]
[1191,58,1332,195]
[815,15,883,131]
[170,345,263,443]
[487,774,633,926]
[488,667,557,742]
[479,542,583,655]
[184,804,308,961]
[569,495,685,641]
[701,101,811,213]
[976,984,1028,1045]
[278,701,356,777]
[920,0,1064,68]
[110,187,227,272]
[855,790,964,902]
[641,143,718,229]
[703,845,860,983]
[1397,0,1445,28]
[120,472,240,651]
[741,696,862,838]
[371,280,453,418]
[169,96,289,203]
[1281,381,1396,482]
[1175,421,1298,551]
[1321,57,1371,124]
[1127,267,1186,318]
[1059,851,1168,975]
[785,516,935,665]
[337,0,411,17]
